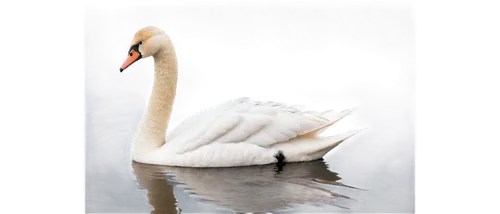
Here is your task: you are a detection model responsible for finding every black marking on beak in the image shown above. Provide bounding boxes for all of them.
[120,41,143,73]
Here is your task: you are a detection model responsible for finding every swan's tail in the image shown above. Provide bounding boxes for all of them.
[310,106,368,157]
[303,107,357,137]
[272,107,363,162]
[307,129,365,159]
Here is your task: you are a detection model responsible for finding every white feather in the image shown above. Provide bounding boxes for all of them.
[144,98,364,167]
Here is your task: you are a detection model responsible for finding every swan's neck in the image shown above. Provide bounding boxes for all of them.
[133,40,178,155]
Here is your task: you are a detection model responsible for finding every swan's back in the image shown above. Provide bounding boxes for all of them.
[167,98,331,151]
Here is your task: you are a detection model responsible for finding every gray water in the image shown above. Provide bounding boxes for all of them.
[84,122,415,213]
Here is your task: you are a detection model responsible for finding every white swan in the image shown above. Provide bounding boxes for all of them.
[120,26,362,167]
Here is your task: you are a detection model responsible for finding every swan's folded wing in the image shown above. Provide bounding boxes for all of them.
[167,98,332,154]
[165,97,248,146]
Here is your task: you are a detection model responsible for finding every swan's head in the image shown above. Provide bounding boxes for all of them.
[120,26,168,72]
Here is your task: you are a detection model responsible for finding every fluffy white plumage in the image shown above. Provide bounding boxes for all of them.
[145,97,362,167]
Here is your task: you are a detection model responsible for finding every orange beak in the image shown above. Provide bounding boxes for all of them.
[120,49,142,72]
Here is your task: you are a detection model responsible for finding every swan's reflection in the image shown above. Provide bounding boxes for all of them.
[133,160,364,213]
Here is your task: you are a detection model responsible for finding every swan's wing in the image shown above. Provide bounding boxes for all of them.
[166,98,337,154]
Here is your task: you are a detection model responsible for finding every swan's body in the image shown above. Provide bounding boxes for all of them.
[120,26,362,167]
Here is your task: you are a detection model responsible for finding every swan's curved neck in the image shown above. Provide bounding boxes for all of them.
[133,37,178,155]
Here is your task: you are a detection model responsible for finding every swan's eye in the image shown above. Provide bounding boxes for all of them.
[139,41,143,45]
